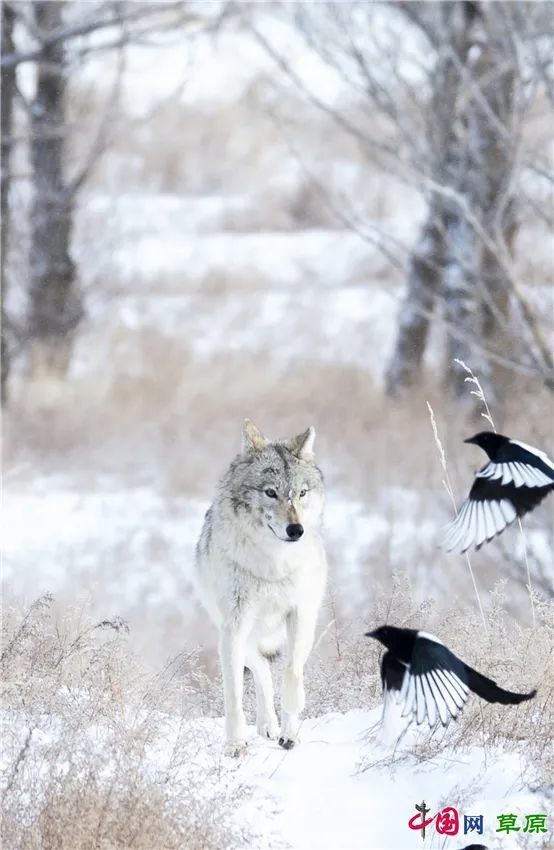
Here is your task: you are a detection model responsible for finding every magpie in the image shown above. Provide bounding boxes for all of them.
[366,625,536,730]
[440,431,554,554]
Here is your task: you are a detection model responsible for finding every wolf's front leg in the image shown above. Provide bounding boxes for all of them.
[245,649,279,740]
[280,606,318,749]
[219,621,249,757]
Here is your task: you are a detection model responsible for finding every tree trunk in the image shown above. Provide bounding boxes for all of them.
[477,36,517,399]
[385,3,469,396]
[384,211,444,394]
[1,1,16,404]
[443,13,517,399]
[28,1,82,377]
[442,206,484,394]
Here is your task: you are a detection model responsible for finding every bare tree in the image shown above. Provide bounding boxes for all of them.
[385,2,468,394]
[1,0,227,399]
[27,1,82,377]
[251,1,554,398]
[429,4,518,397]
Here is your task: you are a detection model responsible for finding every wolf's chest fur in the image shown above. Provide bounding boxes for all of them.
[210,509,324,603]
[194,501,326,632]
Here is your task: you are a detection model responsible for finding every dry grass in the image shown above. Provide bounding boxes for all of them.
[0,596,247,850]
[2,578,551,850]
[8,336,552,488]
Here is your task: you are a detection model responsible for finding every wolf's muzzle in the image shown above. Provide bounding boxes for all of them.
[286,523,304,541]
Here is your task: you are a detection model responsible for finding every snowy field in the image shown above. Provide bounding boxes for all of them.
[3,682,549,850]
[3,7,553,850]
[223,711,546,850]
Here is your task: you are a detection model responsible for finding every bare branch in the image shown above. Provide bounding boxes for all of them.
[1,2,197,69]
[69,42,125,193]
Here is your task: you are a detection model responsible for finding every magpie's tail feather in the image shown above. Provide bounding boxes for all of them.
[463,664,537,705]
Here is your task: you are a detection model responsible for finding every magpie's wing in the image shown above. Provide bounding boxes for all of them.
[440,465,553,554]
[399,635,470,728]
[477,441,554,489]
[503,439,554,481]
[381,650,407,697]
[380,651,412,734]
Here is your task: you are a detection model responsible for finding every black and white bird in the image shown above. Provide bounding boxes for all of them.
[366,625,536,730]
[440,432,554,554]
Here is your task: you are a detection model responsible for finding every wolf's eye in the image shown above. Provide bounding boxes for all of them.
[299,489,307,498]
[265,488,277,498]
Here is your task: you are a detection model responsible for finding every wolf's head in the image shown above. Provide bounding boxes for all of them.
[221,419,324,543]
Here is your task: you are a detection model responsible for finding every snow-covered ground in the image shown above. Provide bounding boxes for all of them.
[4,463,549,661]
[2,475,440,662]
[148,710,549,850]
[71,196,409,385]
[230,711,545,850]
[4,700,544,850]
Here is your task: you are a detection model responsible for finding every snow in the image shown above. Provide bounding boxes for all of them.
[75,16,351,117]
[2,479,207,627]
[78,225,392,291]
[6,702,541,850]
[161,710,547,850]
[69,215,404,385]
[1,476,442,651]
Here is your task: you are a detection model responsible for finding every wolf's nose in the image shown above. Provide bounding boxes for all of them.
[286,523,304,541]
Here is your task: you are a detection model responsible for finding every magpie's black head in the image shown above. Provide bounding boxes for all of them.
[365,624,402,651]
[464,431,508,459]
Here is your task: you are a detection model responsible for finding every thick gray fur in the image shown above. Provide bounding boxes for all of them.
[193,420,327,756]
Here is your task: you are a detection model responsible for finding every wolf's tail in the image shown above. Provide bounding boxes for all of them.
[260,646,282,662]
[258,626,287,661]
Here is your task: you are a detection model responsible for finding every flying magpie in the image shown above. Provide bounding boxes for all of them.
[440,432,554,554]
[366,625,536,730]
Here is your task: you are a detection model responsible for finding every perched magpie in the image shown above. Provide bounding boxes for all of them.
[366,625,536,730]
[441,432,554,554]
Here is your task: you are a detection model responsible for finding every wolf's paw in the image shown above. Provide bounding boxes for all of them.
[257,718,280,740]
[223,740,248,758]
[279,711,299,747]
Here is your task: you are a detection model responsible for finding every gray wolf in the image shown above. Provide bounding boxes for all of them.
[193,419,327,756]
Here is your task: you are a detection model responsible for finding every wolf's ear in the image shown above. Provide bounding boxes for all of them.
[286,426,316,461]
[242,419,269,452]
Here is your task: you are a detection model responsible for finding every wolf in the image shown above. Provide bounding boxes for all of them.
[193,420,327,756]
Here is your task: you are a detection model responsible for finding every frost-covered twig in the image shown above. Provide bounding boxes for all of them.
[453,358,495,429]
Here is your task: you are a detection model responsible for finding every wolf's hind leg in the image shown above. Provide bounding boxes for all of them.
[219,623,249,757]
[246,649,279,740]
